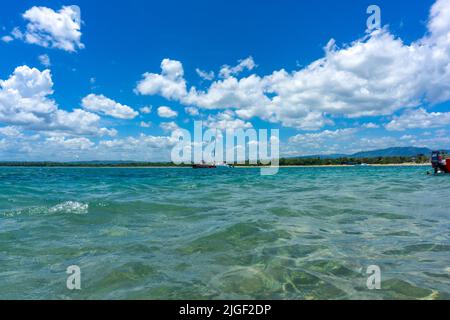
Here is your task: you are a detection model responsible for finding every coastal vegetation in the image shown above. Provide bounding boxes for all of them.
[278,155,429,166]
[0,155,429,167]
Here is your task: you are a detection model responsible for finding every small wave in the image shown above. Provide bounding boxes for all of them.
[48,201,89,215]
[1,201,89,217]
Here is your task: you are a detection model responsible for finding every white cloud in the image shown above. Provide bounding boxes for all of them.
[385,108,450,131]
[159,121,179,132]
[11,27,24,40]
[400,134,415,140]
[0,126,180,162]
[184,74,268,109]
[1,28,22,43]
[52,108,116,136]
[184,107,199,116]
[204,110,253,131]
[0,65,114,136]
[284,128,358,156]
[289,128,358,144]
[157,106,178,118]
[46,136,94,150]
[81,94,138,119]
[219,56,257,78]
[135,0,450,130]
[196,68,215,81]
[18,5,84,52]
[1,35,14,43]
[100,133,178,155]
[136,59,187,100]
[428,0,450,39]
[284,128,414,156]
[362,122,380,129]
[38,54,51,67]
[139,106,152,114]
[0,126,22,137]
[140,121,152,128]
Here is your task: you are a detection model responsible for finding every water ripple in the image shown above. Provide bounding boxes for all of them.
[0,166,449,299]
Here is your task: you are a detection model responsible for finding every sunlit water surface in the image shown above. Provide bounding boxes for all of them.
[0,166,449,299]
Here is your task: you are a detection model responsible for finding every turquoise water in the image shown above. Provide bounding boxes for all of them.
[0,166,449,300]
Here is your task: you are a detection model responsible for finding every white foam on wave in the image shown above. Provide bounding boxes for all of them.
[48,201,89,215]
[1,201,89,217]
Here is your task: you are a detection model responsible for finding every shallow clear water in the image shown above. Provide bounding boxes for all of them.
[0,166,449,300]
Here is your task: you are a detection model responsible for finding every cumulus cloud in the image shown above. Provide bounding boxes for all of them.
[284,125,450,156]
[385,108,450,131]
[0,130,179,161]
[1,35,14,43]
[0,65,114,136]
[140,121,152,128]
[284,128,417,156]
[185,107,199,116]
[196,68,215,81]
[99,132,181,162]
[219,56,257,78]
[139,106,152,114]
[17,5,84,52]
[2,5,84,51]
[38,54,51,67]
[100,134,176,149]
[135,0,450,130]
[400,134,415,140]
[204,110,253,131]
[46,136,94,150]
[284,128,359,156]
[81,94,138,119]
[157,106,178,118]
[0,126,22,137]
[11,27,24,40]
[289,128,358,144]
[362,122,380,129]
[159,121,180,133]
[136,59,187,100]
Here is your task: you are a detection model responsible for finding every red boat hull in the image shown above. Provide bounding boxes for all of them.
[192,164,216,169]
[431,151,450,173]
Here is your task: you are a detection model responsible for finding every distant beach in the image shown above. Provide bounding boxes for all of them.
[238,163,431,168]
[0,163,431,169]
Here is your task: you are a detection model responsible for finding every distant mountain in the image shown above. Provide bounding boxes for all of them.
[295,147,437,159]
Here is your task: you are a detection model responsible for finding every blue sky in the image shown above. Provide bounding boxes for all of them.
[1,0,450,161]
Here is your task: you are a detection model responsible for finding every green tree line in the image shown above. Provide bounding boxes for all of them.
[0,155,429,167]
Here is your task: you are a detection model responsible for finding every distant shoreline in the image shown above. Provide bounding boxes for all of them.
[0,163,430,168]
[236,163,430,168]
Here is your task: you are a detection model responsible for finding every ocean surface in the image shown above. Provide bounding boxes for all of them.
[0,166,449,300]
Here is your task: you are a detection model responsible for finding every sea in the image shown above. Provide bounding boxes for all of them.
[0,166,449,299]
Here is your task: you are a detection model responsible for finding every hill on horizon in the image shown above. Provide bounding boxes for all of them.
[294,147,439,159]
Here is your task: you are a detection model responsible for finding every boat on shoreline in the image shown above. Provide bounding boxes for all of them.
[431,150,450,174]
[192,161,234,169]
[192,162,217,169]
